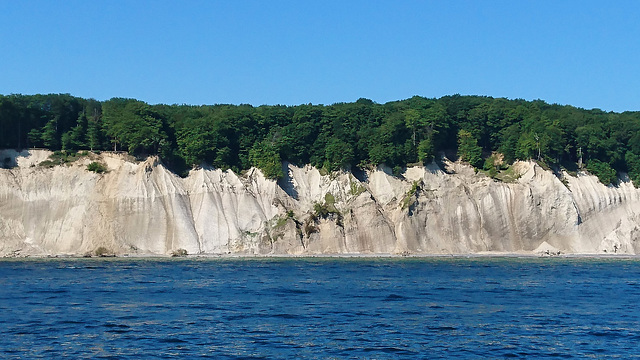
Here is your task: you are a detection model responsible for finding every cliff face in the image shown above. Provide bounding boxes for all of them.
[1,149,640,257]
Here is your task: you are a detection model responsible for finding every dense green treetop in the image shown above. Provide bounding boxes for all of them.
[1,93,639,186]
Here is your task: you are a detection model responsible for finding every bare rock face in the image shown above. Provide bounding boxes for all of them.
[1,149,640,257]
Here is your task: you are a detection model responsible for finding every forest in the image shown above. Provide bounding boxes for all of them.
[1,93,639,186]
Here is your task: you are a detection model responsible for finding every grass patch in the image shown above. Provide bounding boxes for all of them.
[492,165,521,183]
[275,216,288,228]
[534,159,552,172]
[324,192,335,205]
[38,160,59,168]
[39,150,90,167]
[349,180,366,197]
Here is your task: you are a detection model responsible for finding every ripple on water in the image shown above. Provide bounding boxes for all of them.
[1,258,640,358]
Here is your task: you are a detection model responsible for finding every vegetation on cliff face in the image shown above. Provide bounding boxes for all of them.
[1,93,639,185]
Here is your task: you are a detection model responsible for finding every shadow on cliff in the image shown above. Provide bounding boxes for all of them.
[351,166,369,183]
[0,149,31,169]
[278,162,299,199]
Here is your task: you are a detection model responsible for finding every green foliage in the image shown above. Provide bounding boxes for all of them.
[492,165,522,183]
[417,137,434,163]
[498,124,520,163]
[102,98,167,154]
[37,159,56,168]
[457,129,483,168]
[625,151,640,187]
[313,202,331,218]
[586,159,617,185]
[273,210,297,230]
[249,140,283,179]
[87,161,108,173]
[28,128,43,148]
[482,153,503,178]
[175,120,217,167]
[401,180,421,209]
[324,138,353,172]
[274,215,289,228]
[324,192,336,205]
[349,180,366,197]
[312,196,342,226]
[41,117,60,149]
[272,210,296,230]
[483,157,498,178]
[39,150,86,167]
[2,93,640,184]
[534,159,552,172]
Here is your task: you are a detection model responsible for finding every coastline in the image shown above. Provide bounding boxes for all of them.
[3,150,640,257]
[4,252,640,260]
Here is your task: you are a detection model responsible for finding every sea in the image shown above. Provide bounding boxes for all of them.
[1,257,640,359]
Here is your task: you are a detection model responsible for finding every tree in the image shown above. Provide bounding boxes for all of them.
[175,120,217,167]
[586,159,617,185]
[28,128,43,148]
[625,151,640,187]
[69,112,88,149]
[404,108,421,147]
[86,116,102,151]
[3,92,640,183]
[249,140,283,179]
[420,102,448,150]
[102,99,167,154]
[324,138,354,171]
[41,117,60,149]
[417,137,434,163]
[457,129,482,167]
[498,124,520,163]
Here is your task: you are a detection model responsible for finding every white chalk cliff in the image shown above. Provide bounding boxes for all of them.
[1,149,640,257]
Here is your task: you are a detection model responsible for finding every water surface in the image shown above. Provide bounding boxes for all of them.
[1,257,639,359]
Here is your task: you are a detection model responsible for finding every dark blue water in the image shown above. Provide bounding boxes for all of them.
[1,257,640,359]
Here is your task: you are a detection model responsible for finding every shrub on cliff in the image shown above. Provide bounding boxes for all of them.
[312,194,343,226]
[87,161,108,173]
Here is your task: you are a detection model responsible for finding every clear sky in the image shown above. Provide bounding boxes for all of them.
[1,0,639,112]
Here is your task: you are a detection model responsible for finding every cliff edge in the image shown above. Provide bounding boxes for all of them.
[1,149,639,257]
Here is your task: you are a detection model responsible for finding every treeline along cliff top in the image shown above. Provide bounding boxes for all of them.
[1,94,639,185]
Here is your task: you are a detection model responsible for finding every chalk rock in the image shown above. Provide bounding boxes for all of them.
[1,150,640,256]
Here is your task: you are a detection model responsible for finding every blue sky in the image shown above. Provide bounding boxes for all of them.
[1,1,639,111]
